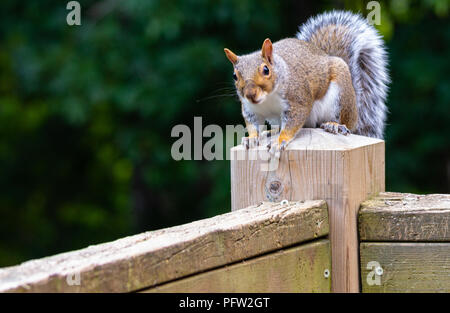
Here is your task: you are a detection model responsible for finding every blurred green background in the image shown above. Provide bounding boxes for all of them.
[0,0,448,267]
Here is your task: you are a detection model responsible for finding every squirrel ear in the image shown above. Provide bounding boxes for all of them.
[224,48,238,64]
[261,38,273,64]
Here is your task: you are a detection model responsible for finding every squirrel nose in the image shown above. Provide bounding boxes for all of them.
[246,92,257,103]
[244,82,258,103]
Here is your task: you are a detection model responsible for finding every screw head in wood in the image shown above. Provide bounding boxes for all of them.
[375,266,383,276]
[269,180,282,195]
[265,178,284,201]
[280,199,289,205]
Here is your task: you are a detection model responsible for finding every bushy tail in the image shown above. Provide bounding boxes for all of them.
[297,10,389,138]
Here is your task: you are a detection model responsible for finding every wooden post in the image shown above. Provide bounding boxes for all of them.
[230,128,385,292]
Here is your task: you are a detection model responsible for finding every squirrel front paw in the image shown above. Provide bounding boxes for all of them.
[241,136,259,150]
[320,122,351,135]
[267,139,287,159]
[258,129,277,147]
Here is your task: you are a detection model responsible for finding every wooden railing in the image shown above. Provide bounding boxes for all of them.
[359,192,450,292]
[0,201,330,292]
[0,128,448,293]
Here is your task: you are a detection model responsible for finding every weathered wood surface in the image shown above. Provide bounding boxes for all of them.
[231,128,385,292]
[0,200,328,292]
[145,239,331,293]
[360,242,450,293]
[359,192,450,241]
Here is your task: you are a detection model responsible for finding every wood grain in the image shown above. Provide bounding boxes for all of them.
[230,128,385,292]
[359,192,450,241]
[360,242,450,293]
[144,239,331,293]
[0,200,328,292]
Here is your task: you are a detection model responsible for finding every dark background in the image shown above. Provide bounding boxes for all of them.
[0,0,448,267]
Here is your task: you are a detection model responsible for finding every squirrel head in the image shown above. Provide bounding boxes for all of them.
[224,39,276,105]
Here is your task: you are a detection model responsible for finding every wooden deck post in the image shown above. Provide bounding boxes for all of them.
[230,128,385,292]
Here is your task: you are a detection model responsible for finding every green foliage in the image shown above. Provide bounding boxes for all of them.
[386,12,450,193]
[0,0,448,266]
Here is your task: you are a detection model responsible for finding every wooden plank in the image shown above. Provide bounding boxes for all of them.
[360,242,450,293]
[144,239,331,293]
[0,200,328,292]
[231,128,385,292]
[359,192,450,241]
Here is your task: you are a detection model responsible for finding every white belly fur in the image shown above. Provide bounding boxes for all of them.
[244,92,285,126]
[244,82,339,128]
[304,82,340,128]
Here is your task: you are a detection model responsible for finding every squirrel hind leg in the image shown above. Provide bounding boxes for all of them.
[320,122,351,136]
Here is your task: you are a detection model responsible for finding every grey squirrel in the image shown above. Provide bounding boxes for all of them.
[224,10,389,153]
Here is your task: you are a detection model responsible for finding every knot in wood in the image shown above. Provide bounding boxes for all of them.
[265,179,283,201]
[270,180,282,194]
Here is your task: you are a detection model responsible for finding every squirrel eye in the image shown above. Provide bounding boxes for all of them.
[233,73,238,81]
[263,65,270,76]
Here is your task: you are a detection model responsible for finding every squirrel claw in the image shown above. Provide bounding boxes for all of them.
[320,122,351,136]
[241,136,259,150]
[268,139,286,159]
[269,144,281,159]
[338,124,351,135]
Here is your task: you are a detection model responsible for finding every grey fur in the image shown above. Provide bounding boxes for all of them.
[297,10,390,138]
